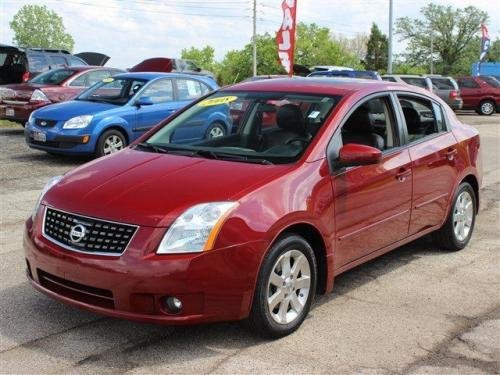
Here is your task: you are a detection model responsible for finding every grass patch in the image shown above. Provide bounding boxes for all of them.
[0,119,22,128]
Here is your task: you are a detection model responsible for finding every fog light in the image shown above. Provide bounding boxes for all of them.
[82,135,90,144]
[165,296,183,314]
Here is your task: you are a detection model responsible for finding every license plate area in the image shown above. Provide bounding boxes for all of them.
[6,108,14,117]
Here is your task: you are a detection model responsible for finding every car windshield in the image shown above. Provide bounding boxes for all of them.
[143,91,340,164]
[30,69,74,84]
[481,76,500,88]
[77,77,147,105]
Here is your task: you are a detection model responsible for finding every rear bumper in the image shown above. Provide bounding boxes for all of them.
[450,99,463,110]
[24,215,265,325]
[0,103,45,123]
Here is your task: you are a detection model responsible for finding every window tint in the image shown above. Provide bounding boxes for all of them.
[399,96,445,142]
[457,78,480,89]
[431,78,455,90]
[49,55,67,67]
[140,79,173,103]
[30,69,74,84]
[176,79,204,100]
[401,77,426,88]
[341,96,397,151]
[68,56,86,66]
[27,54,48,72]
[480,76,500,88]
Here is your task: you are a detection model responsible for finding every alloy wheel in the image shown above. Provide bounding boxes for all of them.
[453,190,474,242]
[267,249,311,324]
[103,135,124,155]
[481,102,494,115]
[208,125,225,138]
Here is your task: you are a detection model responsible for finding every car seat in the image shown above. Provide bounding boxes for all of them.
[262,104,307,150]
[342,106,385,150]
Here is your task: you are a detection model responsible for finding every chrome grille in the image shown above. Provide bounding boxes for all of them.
[43,207,137,255]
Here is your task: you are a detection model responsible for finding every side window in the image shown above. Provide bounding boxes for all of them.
[140,79,174,103]
[49,55,67,67]
[27,54,49,72]
[401,77,426,88]
[457,78,480,89]
[86,70,111,86]
[200,82,211,95]
[399,96,445,143]
[341,96,397,151]
[431,78,454,90]
[382,76,397,82]
[69,72,88,87]
[176,79,203,100]
[68,56,86,66]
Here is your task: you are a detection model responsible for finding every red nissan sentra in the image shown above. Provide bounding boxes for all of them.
[24,78,482,337]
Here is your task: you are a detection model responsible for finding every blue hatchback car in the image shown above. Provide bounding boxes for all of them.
[25,72,228,156]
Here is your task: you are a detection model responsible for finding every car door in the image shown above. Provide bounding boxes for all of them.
[134,78,177,133]
[396,94,459,235]
[457,78,481,109]
[330,94,412,268]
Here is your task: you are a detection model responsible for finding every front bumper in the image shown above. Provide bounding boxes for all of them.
[24,214,265,325]
[25,123,96,155]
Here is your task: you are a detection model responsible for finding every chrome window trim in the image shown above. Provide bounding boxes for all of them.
[42,206,139,257]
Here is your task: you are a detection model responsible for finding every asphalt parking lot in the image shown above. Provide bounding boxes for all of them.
[0,113,499,374]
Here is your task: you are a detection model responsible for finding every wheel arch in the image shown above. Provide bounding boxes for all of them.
[461,174,480,213]
[99,125,130,144]
[279,222,329,295]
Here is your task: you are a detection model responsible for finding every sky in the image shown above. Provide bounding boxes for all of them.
[1,0,499,69]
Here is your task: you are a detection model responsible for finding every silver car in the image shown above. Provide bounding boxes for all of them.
[381,74,433,92]
[425,75,463,110]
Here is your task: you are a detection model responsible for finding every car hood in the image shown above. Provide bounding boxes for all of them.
[43,148,291,227]
[32,100,119,121]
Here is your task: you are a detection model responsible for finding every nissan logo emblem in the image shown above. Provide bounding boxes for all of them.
[69,224,86,243]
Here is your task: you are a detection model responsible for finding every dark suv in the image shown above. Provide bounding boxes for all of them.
[0,45,109,84]
[456,76,500,115]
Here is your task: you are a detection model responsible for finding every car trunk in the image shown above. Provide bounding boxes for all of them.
[74,52,110,66]
[129,58,173,72]
[0,45,28,85]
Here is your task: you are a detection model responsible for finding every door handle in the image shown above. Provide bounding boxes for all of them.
[445,148,458,161]
[396,168,411,182]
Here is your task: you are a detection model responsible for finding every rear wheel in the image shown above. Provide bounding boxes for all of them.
[477,100,495,116]
[96,129,126,157]
[433,182,476,251]
[248,234,317,338]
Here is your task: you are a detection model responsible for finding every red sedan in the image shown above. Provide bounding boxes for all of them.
[0,66,123,124]
[24,78,481,337]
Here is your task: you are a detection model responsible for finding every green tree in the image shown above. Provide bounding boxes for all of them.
[181,45,216,71]
[10,5,74,51]
[487,39,500,61]
[396,3,488,75]
[364,23,388,71]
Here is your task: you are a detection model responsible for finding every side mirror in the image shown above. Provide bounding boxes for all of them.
[136,96,154,107]
[338,143,382,167]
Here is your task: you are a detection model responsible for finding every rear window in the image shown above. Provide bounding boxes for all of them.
[431,78,456,90]
[480,76,500,88]
[30,69,75,84]
[0,53,7,66]
[382,76,397,82]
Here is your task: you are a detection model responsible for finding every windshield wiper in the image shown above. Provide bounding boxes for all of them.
[191,149,273,165]
[135,142,170,153]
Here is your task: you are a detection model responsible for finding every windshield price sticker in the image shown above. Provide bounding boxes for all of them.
[102,77,114,83]
[198,96,238,107]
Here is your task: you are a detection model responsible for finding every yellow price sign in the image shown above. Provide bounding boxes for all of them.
[102,77,114,83]
[198,96,238,107]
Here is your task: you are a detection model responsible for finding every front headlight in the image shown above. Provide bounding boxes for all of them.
[157,202,237,254]
[32,175,63,220]
[62,115,93,129]
[28,112,35,124]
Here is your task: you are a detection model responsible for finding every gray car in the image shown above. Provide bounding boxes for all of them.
[426,75,463,110]
[381,74,433,91]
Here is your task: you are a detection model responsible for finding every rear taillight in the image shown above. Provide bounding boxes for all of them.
[29,89,50,104]
[449,90,460,99]
[22,72,30,82]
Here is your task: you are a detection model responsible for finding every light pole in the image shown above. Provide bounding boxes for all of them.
[388,0,393,74]
[252,0,257,76]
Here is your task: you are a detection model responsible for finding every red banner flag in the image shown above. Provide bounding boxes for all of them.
[276,0,297,76]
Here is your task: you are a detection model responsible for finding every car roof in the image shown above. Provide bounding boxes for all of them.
[383,74,427,78]
[113,71,215,82]
[223,77,409,96]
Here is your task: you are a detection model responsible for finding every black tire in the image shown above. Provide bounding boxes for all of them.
[95,129,127,158]
[433,182,476,251]
[205,122,226,139]
[477,100,495,116]
[248,234,317,338]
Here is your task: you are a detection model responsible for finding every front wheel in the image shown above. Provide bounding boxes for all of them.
[433,182,476,251]
[206,122,226,139]
[95,129,127,157]
[477,100,495,116]
[248,234,317,338]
